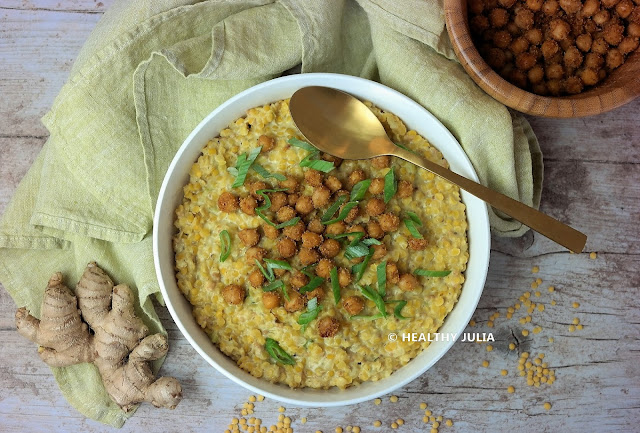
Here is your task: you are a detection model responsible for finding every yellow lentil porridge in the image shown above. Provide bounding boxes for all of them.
[173,99,469,389]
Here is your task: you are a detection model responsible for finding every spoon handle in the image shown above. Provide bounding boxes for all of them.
[391,147,587,253]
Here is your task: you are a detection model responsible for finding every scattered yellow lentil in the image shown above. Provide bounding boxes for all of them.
[374,398,382,405]
[501,369,508,376]
[430,430,438,433]
[249,395,256,402]
[445,419,453,427]
[544,402,552,410]
[391,422,398,429]
[336,427,343,433]
[374,420,382,427]
[548,286,555,292]
[390,395,399,403]
[509,342,516,350]
[507,386,515,393]
[469,319,476,327]
[353,427,361,433]
[572,302,580,308]
[522,329,529,337]
[278,406,285,413]
[301,418,307,424]
[397,418,405,426]
[538,304,545,312]
[535,291,541,297]
[572,317,580,325]
[487,321,494,328]
[482,360,490,367]
[486,345,493,352]
[569,325,576,332]
[532,266,539,273]
[536,278,542,284]
[551,300,557,306]
[590,252,597,259]
[425,410,432,416]
[531,281,538,289]
[577,324,584,330]
[433,421,440,428]
[422,416,429,423]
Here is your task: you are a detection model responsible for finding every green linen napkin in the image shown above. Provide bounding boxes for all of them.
[0,0,542,427]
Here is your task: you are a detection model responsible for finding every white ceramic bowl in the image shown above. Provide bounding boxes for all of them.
[153,73,490,407]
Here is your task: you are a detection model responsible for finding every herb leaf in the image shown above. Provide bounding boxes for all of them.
[275,217,300,229]
[299,276,325,294]
[263,279,284,292]
[383,167,397,204]
[219,230,231,262]
[350,179,372,201]
[252,163,286,181]
[330,267,341,304]
[255,259,274,282]
[377,261,387,297]
[265,338,295,365]
[264,258,293,272]
[387,299,410,320]
[298,297,322,330]
[231,146,262,188]
[406,211,422,226]
[299,153,335,173]
[344,238,381,260]
[323,201,358,225]
[414,269,452,277]
[352,248,374,283]
[358,284,387,317]
[288,137,317,152]
[255,188,289,226]
[321,195,348,223]
[403,218,423,239]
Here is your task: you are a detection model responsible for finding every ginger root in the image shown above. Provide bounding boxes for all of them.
[15,262,182,412]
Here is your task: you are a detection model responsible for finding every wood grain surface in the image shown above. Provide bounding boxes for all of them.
[0,2,638,432]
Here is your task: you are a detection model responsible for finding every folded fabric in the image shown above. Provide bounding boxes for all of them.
[0,0,542,427]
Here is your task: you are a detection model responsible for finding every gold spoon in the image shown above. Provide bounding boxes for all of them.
[289,86,587,253]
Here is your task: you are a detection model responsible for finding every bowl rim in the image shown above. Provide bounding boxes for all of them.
[444,0,640,118]
[153,73,491,406]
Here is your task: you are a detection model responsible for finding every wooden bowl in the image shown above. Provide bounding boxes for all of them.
[444,0,640,118]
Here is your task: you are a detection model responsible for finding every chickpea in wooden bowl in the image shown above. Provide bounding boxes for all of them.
[445,0,640,117]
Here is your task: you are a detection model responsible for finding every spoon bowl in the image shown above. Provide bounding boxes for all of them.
[290,86,587,253]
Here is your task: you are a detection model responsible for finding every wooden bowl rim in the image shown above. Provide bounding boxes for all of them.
[444,0,640,118]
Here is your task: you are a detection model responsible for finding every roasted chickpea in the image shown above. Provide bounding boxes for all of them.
[295,195,314,215]
[499,0,516,6]
[316,258,334,278]
[489,8,509,28]
[218,191,239,212]
[591,38,609,55]
[325,221,346,236]
[367,221,384,239]
[509,69,528,88]
[515,8,535,30]
[576,34,593,52]
[249,270,265,288]
[541,39,560,59]
[593,9,610,26]
[341,203,359,223]
[323,176,342,192]
[487,48,507,69]
[525,28,543,45]
[304,169,324,187]
[470,15,490,34]
[317,316,340,337]
[386,261,400,284]
[619,36,640,54]
[469,0,485,14]
[321,153,343,167]
[319,239,341,258]
[579,68,600,85]
[290,272,309,290]
[262,291,280,309]
[528,65,545,84]
[343,296,365,315]
[547,79,563,95]
[249,181,268,200]
[301,231,323,249]
[615,0,634,18]
[493,29,513,48]
[603,21,625,46]
[398,274,419,291]
[408,238,428,250]
[516,52,538,70]
[287,193,300,207]
[299,248,321,266]
[549,19,571,40]
[397,180,414,198]
[606,48,624,69]
[563,46,584,68]
[601,0,620,8]
[581,0,599,16]
[379,213,400,232]
[558,0,581,13]
[542,0,559,15]
[584,52,604,69]
[365,198,386,216]
[368,178,385,195]
[312,186,332,207]
[510,37,530,55]
[278,237,297,258]
[307,218,325,234]
[564,75,584,94]
[372,243,388,261]
[346,170,367,189]
[238,228,260,247]
[279,176,299,193]
[262,224,279,240]
[246,247,267,264]
[284,291,305,312]
[372,155,391,169]
[258,134,276,151]
[282,220,305,241]
[338,267,352,287]
[305,287,325,302]
[630,23,640,39]
[545,63,564,79]
[269,191,287,212]
[276,206,297,223]
[222,284,245,305]
[526,0,544,11]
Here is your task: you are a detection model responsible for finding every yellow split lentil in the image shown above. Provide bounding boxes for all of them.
[173,99,469,389]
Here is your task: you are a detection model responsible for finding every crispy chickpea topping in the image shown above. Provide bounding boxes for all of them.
[369,177,385,195]
[290,272,309,289]
[304,169,324,187]
[258,134,275,151]
[262,291,280,309]
[222,284,245,305]
[317,316,340,337]
[246,247,267,264]
[262,223,279,240]
[396,180,414,198]
[238,228,261,247]
[284,291,305,312]
[316,258,334,278]
[218,191,239,212]
[305,286,325,302]
[408,238,428,250]
[379,213,400,232]
[282,220,305,241]
[295,195,314,215]
[324,176,343,192]
[301,231,324,249]
[338,267,353,287]
[320,239,341,258]
[386,262,400,284]
[312,186,332,207]
[367,221,384,239]
[371,243,388,261]
[277,237,297,258]
[276,206,296,223]
[372,155,391,168]
[279,176,299,193]
[398,273,419,291]
[347,170,366,189]
[249,270,265,288]
[307,218,325,234]
[366,198,386,216]
[343,295,365,315]
[325,221,347,236]
[299,248,321,266]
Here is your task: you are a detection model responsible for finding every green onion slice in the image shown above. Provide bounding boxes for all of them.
[297,297,322,329]
[344,238,381,260]
[349,313,385,321]
[275,217,300,229]
[264,258,293,271]
[231,146,262,188]
[403,218,423,239]
[300,263,317,278]
[265,337,295,365]
[252,163,286,181]
[406,211,422,226]
[326,231,365,241]
[414,269,451,277]
[358,284,387,317]
[263,279,284,292]
[255,259,274,282]
[350,179,372,201]
[387,299,410,320]
[395,142,418,155]
[377,261,387,297]
[288,137,317,152]
[352,248,374,283]
[299,276,325,294]
[255,188,289,226]
[219,230,231,262]
[321,195,348,223]
[299,153,335,173]
[330,267,341,304]
[383,167,396,204]
[323,201,358,225]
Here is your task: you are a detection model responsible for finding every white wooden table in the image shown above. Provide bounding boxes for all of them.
[1,2,638,432]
